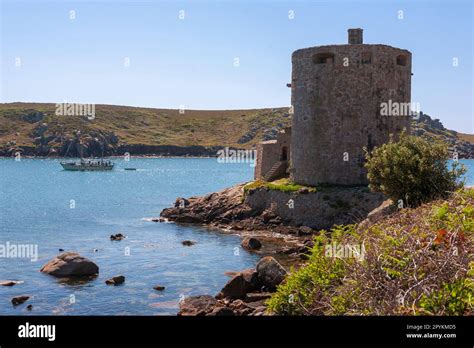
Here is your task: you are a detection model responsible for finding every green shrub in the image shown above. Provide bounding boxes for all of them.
[266,227,349,315]
[419,278,473,315]
[243,178,316,194]
[267,190,474,316]
[364,132,465,207]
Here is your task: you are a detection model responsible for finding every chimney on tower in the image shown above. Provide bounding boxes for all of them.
[348,28,363,44]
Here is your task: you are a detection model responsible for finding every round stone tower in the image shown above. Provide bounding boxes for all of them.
[290,28,412,186]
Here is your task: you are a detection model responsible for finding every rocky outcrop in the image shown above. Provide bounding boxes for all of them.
[178,257,287,316]
[160,184,253,226]
[105,275,125,285]
[178,295,217,316]
[22,111,44,123]
[256,256,287,291]
[412,112,474,158]
[160,183,386,232]
[11,296,30,306]
[0,280,23,286]
[216,269,258,300]
[241,237,262,250]
[110,233,125,241]
[40,252,99,277]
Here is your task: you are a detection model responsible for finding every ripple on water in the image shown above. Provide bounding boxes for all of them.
[0,158,259,315]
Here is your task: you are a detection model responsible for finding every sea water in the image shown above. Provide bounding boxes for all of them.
[0,158,472,315]
[0,158,257,315]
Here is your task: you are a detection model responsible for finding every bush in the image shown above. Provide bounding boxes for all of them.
[266,229,347,315]
[364,132,465,207]
[243,178,316,194]
[267,190,474,316]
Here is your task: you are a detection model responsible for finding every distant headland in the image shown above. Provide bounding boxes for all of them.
[0,102,473,159]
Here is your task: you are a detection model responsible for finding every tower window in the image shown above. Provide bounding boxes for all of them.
[396,55,407,66]
[313,53,335,64]
[361,52,372,64]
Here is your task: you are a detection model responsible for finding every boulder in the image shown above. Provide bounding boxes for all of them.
[181,240,196,246]
[256,256,287,291]
[241,237,262,250]
[0,280,23,287]
[216,269,257,299]
[206,306,235,316]
[153,285,165,291]
[367,199,396,222]
[359,199,396,229]
[105,275,125,285]
[178,295,216,316]
[11,296,30,306]
[110,233,125,241]
[298,226,313,236]
[40,252,99,277]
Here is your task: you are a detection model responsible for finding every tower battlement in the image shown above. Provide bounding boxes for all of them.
[254,29,412,186]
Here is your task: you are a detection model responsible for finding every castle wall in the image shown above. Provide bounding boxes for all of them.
[290,43,412,186]
[254,128,291,180]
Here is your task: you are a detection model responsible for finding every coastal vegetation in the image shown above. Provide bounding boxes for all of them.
[0,103,473,158]
[0,102,291,153]
[267,189,474,315]
[268,135,471,315]
[243,178,317,194]
[365,133,466,207]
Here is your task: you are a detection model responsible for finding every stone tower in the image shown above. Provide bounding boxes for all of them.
[290,28,412,186]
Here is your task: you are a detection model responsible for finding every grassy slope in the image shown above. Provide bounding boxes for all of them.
[458,133,474,143]
[0,102,291,148]
[267,189,474,315]
[0,102,471,153]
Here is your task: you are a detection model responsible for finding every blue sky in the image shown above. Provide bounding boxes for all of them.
[1,0,472,132]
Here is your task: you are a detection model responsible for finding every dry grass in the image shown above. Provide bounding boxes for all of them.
[0,102,291,148]
[267,189,474,316]
[458,133,474,143]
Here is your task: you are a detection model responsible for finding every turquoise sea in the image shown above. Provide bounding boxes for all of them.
[0,158,472,315]
[0,158,257,315]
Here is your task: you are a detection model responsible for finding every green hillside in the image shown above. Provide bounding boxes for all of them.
[0,102,471,158]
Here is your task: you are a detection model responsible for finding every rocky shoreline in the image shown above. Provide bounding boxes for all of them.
[0,142,228,158]
[159,182,391,315]
[178,256,287,316]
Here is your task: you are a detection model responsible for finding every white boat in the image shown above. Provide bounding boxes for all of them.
[61,159,114,171]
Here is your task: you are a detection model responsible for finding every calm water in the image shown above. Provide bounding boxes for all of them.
[451,159,474,185]
[0,158,473,316]
[0,158,257,315]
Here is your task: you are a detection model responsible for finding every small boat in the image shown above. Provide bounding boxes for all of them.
[61,159,114,171]
[60,134,114,171]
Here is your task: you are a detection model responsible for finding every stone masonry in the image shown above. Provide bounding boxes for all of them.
[254,127,291,181]
[290,28,412,186]
[254,29,412,186]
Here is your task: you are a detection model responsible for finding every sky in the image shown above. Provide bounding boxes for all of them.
[0,0,472,132]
